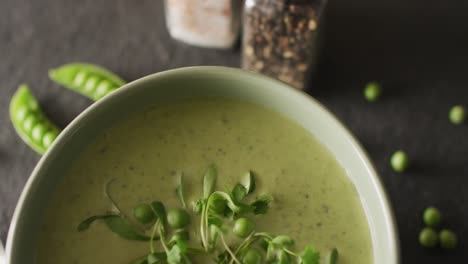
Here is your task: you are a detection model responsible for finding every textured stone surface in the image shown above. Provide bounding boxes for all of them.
[1,0,467,262]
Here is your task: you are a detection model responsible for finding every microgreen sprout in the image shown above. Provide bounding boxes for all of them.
[77,165,337,263]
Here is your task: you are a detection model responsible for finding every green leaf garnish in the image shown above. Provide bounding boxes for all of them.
[147,252,167,264]
[251,194,273,215]
[217,250,230,264]
[170,230,190,244]
[175,172,187,208]
[210,196,227,214]
[76,214,118,231]
[77,165,332,264]
[132,255,149,264]
[193,199,205,214]
[272,235,295,249]
[301,245,320,264]
[103,215,151,241]
[276,250,291,264]
[151,201,168,232]
[167,238,188,264]
[328,248,339,264]
[208,215,223,227]
[203,164,217,199]
[209,224,220,250]
[230,171,256,203]
[176,237,188,252]
[78,214,150,241]
[242,171,256,194]
[211,192,244,213]
[231,183,247,202]
[167,245,182,264]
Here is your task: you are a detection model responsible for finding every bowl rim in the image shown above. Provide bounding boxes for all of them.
[6,66,400,263]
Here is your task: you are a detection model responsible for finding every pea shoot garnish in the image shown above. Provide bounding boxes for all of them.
[77,165,339,263]
[175,172,187,209]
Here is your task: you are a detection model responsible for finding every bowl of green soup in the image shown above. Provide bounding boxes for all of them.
[6,66,398,264]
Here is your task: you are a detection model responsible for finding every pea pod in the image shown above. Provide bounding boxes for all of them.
[49,63,126,100]
[9,85,61,154]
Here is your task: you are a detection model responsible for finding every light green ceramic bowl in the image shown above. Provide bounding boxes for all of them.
[5,66,399,263]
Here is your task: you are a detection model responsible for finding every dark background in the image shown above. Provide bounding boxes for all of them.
[1,0,467,263]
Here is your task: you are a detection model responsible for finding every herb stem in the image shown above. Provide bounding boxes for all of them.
[253,232,273,240]
[229,232,257,264]
[105,178,124,214]
[159,224,170,253]
[186,247,207,255]
[200,202,208,250]
[150,219,160,253]
[105,179,147,234]
[176,172,187,208]
[218,230,241,264]
[283,248,300,257]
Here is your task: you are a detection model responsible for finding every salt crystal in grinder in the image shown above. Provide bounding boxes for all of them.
[165,0,242,49]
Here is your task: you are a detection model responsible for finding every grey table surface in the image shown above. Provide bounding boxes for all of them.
[1,0,467,263]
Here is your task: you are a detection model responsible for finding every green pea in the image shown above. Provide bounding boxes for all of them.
[133,204,155,224]
[95,80,114,99]
[449,105,465,125]
[42,131,59,148]
[242,248,262,264]
[423,207,442,227]
[23,115,39,133]
[439,229,457,250]
[167,208,191,229]
[74,71,88,86]
[32,123,47,143]
[233,217,255,238]
[49,63,126,101]
[10,85,61,154]
[364,82,382,102]
[84,76,99,93]
[390,150,409,172]
[419,227,438,248]
[15,107,29,121]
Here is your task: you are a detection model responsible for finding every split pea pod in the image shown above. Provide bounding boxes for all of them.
[9,85,61,154]
[49,63,126,101]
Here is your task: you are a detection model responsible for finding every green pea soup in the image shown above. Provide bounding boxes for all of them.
[36,99,373,263]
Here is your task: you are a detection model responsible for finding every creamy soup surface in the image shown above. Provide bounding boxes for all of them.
[36,99,373,263]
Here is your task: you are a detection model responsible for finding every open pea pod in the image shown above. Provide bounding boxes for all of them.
[49,63,126,101]
[9,85,61,154]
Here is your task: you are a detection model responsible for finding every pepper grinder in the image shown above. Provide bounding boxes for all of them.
[241,0,327,90]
